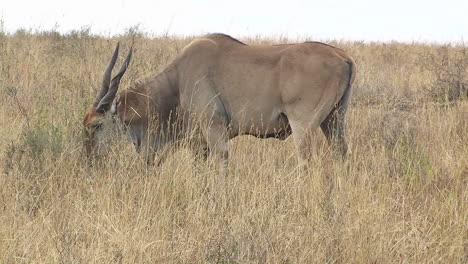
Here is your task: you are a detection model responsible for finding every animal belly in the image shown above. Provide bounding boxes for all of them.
[235,112,292,140]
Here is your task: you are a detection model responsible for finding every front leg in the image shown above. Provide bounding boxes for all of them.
[140,133,170,167]
[189,138,209,177]
[203,123,229,177]
[190,135,210,162]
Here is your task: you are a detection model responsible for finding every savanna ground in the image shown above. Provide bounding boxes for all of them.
[0,28,467,263]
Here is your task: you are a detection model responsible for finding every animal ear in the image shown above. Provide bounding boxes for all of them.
[96,45,133,113]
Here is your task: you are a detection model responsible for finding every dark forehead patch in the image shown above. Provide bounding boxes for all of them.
[83,108,98,126]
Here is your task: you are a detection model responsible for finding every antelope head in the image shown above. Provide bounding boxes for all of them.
[83,43,133,157]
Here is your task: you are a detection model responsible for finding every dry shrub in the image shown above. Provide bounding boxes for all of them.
[418,45,468,102]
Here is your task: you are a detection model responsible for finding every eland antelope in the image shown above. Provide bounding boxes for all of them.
[83,34,356,173]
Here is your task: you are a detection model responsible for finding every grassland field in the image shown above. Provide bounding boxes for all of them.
[0,29,467,263]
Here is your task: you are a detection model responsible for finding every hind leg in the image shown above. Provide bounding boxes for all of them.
[320,104,349,157]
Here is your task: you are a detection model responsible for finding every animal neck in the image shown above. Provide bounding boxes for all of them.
[151,67,179,112]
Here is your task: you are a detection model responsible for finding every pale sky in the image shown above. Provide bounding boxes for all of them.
[1,0,467,43]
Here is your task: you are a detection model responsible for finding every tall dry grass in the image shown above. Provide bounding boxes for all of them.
[0,29,467,263]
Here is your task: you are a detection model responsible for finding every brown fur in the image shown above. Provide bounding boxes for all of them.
[115,82,152,123]
[84,34,356,171]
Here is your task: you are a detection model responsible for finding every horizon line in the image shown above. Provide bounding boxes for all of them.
[2,24,466,46]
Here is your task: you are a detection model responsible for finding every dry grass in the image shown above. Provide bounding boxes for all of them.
[0,30,467,263]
